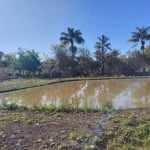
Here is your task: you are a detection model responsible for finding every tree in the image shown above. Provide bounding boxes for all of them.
[145,45,150,60]
[41,58,58,78]
[0,53,15,72]
[11,48,41,76]
[94,35,111,75]
[60,27,85,58]
[106,49,120,75]
[129,26,150,54]
[0,51,4,59]
[144,45,150,71]
[76,47,93,76]
[25,50,41,75]
[50,44,70,77]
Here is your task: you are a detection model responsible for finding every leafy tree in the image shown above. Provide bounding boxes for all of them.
[127,50,147,74]
[41,58,58,78]
[60,27,85,58]
[50,44,70,77]
[25,50,41,74]
[0,53,15,72]
[94,35,111,75]
[0,51,4,59]
[106,49,120,75]
[76,47,93,76]
[144,45,150,71]
[129,26,150,54]
[11,48,41,76]
[145,45,150,60]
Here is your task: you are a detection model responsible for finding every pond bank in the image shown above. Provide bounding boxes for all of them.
[0,76,149,93]
[0,108,149,149]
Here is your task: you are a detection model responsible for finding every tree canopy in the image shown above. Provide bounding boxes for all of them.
[129,26,150,54]
[60,27,85,58]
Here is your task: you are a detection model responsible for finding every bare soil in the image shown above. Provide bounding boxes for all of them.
[0,110,102,150]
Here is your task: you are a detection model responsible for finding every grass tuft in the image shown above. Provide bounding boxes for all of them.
[1,102,27,111]
[101,100,114,113]
[69,130,89,142]
[95,111,150,150]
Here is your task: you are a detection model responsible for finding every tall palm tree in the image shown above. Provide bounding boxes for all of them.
[129,26,150,54]
[94,35,111,75]
[60,27,85,58]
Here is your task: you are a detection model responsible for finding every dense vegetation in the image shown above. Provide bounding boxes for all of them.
[0,26,150,80]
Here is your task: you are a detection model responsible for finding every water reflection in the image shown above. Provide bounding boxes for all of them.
[0,78,150,109]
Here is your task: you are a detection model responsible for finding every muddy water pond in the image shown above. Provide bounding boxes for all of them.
[0,78,150,109]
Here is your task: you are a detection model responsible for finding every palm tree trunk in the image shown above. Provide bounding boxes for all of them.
[102,48,105,76]
[102,60,105,76]
[141,40,145,73]
[70,40,74,58]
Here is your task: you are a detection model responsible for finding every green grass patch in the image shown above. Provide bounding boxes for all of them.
[1,102,27,110]
[0,112,32,123]
[0,131,5,138]
[33,104,56,112]
[94,110,150,150]
[101,100,114,113]
[0,78,55,93]
[69,130,89,142]
[0,97,103,112]
[32,103,99,113]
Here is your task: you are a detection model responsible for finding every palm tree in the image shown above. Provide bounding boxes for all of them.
[60,27,85,58]
[129,26,150,54]
[94,35,111,75]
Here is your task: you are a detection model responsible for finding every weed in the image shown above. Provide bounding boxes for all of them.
[33,104,56,112]
[97,110,150,149]
[0,112,32,123]
[0,102,101,113]
[1,102,27,111]
[93,136,105,148]
[0,131,5,138]
[101,100,114,113]
[2,102,18,110]
[56,103,73,112]
[69,130,89,142]
[57,143,68,150]
[33,103,73,112]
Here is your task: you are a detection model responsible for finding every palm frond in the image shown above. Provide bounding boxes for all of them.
[61,32,69,37]
[95,35,111,52]
[60,27,84,57]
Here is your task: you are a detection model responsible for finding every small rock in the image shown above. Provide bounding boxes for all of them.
[36,123,40,126]
[11,135,15,138]
[37,138,42,142]
[61,130,65,133]
[84,145,95,150]
[89,145,95,149]
[16,142,20,146]
[49,138,54,142]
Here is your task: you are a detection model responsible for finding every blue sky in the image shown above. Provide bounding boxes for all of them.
[0,0,150,56]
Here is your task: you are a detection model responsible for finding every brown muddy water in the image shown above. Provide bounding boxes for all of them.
[0,78,150,109]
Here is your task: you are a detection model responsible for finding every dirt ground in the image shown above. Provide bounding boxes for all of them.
[0,110,102,150]
[0,109,149,150]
